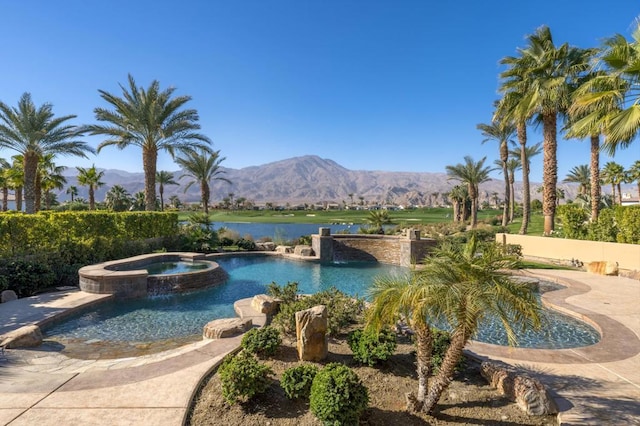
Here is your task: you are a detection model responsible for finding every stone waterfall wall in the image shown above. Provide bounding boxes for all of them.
[311,228,436,266]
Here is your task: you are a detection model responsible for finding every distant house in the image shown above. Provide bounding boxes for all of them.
[621,193,640,206]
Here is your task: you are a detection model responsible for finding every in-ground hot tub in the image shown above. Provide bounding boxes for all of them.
[79,252,227,298]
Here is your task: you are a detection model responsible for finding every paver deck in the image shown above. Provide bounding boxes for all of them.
[1,270,639,425]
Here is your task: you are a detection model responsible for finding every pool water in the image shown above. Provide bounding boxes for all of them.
[45,256,600,349]
[144,261,209,275]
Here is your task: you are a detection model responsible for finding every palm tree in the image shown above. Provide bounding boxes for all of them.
[104,185,132,211]
[505,157,521,223]
[477,119,515,226]
[175,148,230,215]
[601,161,626,205]
[563,165,591,197]
[168,195,182,209]
[365,210,392,234]
[66,185,79,202]
[39,155,67,210]
[0,93,94,213]
[0,158,9,211]
[627,160,640,201]
[156,170,177,211]
[445,156,492,228]
[6,156,24,211]
[76,164,105,210]
[576,23,640,154]
[447,185,469,223]
[500,26,589,235]
[86,74,211,211]
[367,237,541,414]
[131,191,146,211]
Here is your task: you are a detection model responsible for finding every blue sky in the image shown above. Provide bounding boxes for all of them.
[1,1,639,182]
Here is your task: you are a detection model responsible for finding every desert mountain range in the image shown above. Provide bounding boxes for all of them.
[59,155,584,207]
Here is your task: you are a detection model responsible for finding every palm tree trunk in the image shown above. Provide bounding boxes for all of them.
[590,135,600,222]
[142,146,158,211]
[610,184,616,206]
[159,183,165,212]
[406,323,433,411]
[23,152,38,214]
[35,173,42,212]
[542,113,558,235]
[89,186,95,210]
[201,182,210,215]
[1,187,7,211]
[469,185,478,228]
[452,202,459,223]
[15,186,23,211]
[617,183,622,205]
[500,143,510,226]
[422,329,467,414]
[517,122,530,235]
[509,173,515,223]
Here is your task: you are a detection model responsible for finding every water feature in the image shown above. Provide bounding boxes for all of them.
[49,256,600,350]
[213,222,360,241]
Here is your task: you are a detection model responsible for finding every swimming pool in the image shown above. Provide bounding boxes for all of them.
[45,256,600,350]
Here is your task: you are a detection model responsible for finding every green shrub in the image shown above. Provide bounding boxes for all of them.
[241,326,282,357]
[218,351,273,405]
[0,255,56,297]
[280,364,319,400]
[617,205,640,244]
[430,328,464,372]
[266,281,299,304]
[588,208,618,242]
[310,363,369,425]
[272,287,364,337]
[557,204,589,239]
[347,328,397,366]
[236,238,256,250]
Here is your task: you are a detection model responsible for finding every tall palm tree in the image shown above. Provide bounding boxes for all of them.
[500,26,589,235]
[66,185,79,202]
[76,164,105,210]
[577,23,640,154]
[601,161,626,205]
[505,157,521,223]
[104,185,132,211]
[367,237,541,414]
[175,148,230,215]
[0,93,93,213]
[477,119,515,226]
[563,164,591,197]
[445,156,492,228]
[627,160,640,201]
[156,170,177,211]
[86,74,211,211]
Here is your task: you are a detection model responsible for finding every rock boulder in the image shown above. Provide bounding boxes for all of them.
[1,325,43,348]
[251,294,281,316]
[295,305,328,361]
[1,290,17,303]
[203,318,252,339]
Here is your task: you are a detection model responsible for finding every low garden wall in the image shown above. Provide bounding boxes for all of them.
[496,233,640,271]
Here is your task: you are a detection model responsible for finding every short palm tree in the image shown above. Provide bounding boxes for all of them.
[104,185,132,211]
[627,160,640,201]
[66,185,79,203]
[365,210,392,234]
[39,155,67,210]
[175,148,230,215]
[563,165,591,197]
[86,74,211,211]
[367,237,541,414]
[76,164,105,210]
[601,161,626,205]
[0,93,94,213]
[0,158,9,211]
[156,170,178,211]
[477,119,515,226]
[445,156,492,228]
[131,191,146,211]
[6,156,24,211]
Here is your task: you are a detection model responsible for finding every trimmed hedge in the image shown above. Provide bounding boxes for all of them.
[556,205,640,244]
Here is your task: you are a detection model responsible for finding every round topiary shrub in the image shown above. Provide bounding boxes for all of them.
[218,350,273,405]
[310,363,369,425]
[280,364,320,400]
[241,326,282,357]
[347,328,397,366]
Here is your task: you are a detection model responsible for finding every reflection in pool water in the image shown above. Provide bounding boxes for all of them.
[46,256,600,350]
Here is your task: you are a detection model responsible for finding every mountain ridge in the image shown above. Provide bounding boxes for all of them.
[59,155,575,206]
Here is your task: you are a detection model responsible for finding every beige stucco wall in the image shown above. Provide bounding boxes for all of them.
[496,233,640,270]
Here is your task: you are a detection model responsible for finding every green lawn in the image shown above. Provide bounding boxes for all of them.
[178,207,504,225]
